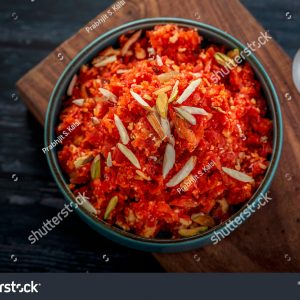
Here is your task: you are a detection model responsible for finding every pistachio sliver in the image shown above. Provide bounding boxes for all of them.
[74,154,93,169]
[90,155,101,180]
[106,152,112,167]
[104,196,118,219]
[191,213,215,227]
[227,48,240,60]
[156,92,168,119]
[169,80,179,103]
[178,226,208,237]
[214,52,236,68]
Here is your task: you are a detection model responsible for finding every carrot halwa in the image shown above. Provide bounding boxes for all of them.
[56,25,273,239]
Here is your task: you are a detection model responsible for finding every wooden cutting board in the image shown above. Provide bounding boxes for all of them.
[16,0,300,272]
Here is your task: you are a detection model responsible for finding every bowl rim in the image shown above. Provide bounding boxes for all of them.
[44,17,283,252]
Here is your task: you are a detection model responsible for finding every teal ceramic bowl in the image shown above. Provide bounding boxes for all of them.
[45,17,283,252]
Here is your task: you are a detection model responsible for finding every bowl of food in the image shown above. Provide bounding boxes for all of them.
[45,17,282,252]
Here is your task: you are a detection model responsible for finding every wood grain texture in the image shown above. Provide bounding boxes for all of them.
[16,0,300,272]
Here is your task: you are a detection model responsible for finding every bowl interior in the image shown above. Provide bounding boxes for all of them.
[45,18,282,250]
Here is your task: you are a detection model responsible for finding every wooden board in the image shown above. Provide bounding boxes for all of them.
[16,0,300,272]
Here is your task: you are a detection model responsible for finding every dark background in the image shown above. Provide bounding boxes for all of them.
[0,0,299,272]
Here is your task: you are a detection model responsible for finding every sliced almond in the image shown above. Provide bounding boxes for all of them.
[121,30,142,56]
[75,193,97,215]
[179,218,192,227]
[222,167,254,183]
[158,71,180,83]
[94,55,117,67]
[99,88,117,103]
[191,72,202,78]
[67,74,77,96]
[178,226,208,237]
[117,143,141,169]
[114,114,130,145]
[169,31,179,43]
[90,155,101,180]
[100,46,121,57]
[259,163,267,169]
[106,152,112,167]
[160,116,175,145]
[149,156,158,162]
[174,107,196,125]
[176,79,202,104]
[74,154,93,169]
[146,111,166,140]
[168,135,175,146]
[169,80,179,103]
[163,143,176,178]
[72,99,85,106]
[91,116,100,125]
[156,92,168,119]
[166,156,197,187]
[156,54,163,66]
[191,213,215,227]
[161,117,171,137]
[130,90,152,110]
[104,196,118,219]
[181,106,209,116]
[147,47,156,57]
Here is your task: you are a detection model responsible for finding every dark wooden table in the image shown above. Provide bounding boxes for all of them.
[0,0,299,272]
